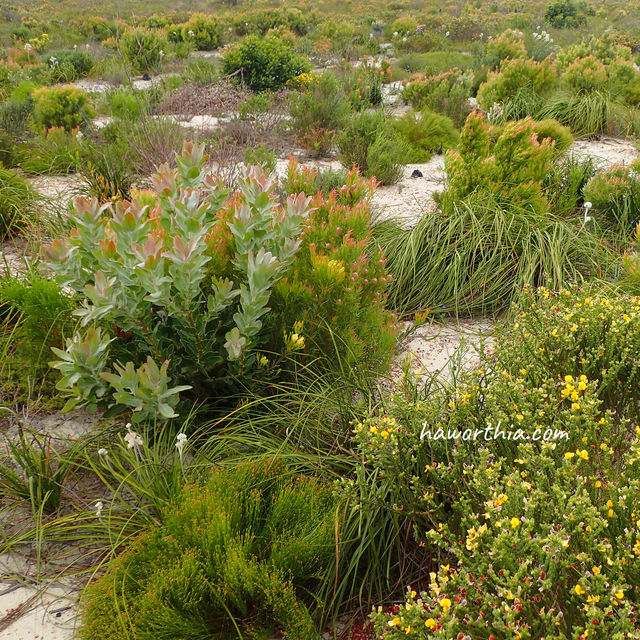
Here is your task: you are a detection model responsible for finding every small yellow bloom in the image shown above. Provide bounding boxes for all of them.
[390,617,400,627]
[564,452,575,460]
[511,517,521,529]
[425,618,436,629]
[595,480,602,488]
[615,590,624,600]
[592,566,601,575]
[440,597,452,611]
[575,584,586,595]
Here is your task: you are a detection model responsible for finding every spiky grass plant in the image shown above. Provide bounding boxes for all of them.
[0,166,39,238]
[537,90,633,137]
[374,192,614,316]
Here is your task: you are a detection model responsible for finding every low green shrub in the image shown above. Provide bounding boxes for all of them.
[484,29,527,69]
[180,13,222,50]
[14,127,80,175]
[545,0,587,28]
[31,85,94,133]
[532,118,573,155]
[477,57,557,111]
[120,28,167,74]
[337,111,408,184]
[396,51,473,77]
[47,49,94,82]
[0,273,75,404]
[289,71,351,156]
[583,163,640,241]
[180,57,217,85]
[393,109,458,162]
[0,166,39,237]
[222,34,310,92]
[80,461,340,640]
[104,87,147,120]
[402,69,471,128]
[563,55,608,92]
[243,143,276,172]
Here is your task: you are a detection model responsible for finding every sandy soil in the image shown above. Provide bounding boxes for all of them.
[26,175,82,202]
[389,318,495,386]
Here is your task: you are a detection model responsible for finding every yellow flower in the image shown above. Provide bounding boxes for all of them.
[572,402,581,410]
[564,452,575,459]
[615,590,624,599]
[577,450,589,460]
[425,618,436,629]
[575,584,586,595]
[390,617,400,626]
[440,597,452,611]
[595,480,601,488]
[403,627,412,633]
[381,430,389,440]
[511,517,521,529]
[592,566,601,575]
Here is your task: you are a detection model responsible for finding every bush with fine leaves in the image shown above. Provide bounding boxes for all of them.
[80,461,340,640]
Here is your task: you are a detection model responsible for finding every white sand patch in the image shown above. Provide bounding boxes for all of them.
[390,318,495,384]
[570,137,638,169]
[371,157,446,226]
[27,175,82,203]
[0,583,77,640]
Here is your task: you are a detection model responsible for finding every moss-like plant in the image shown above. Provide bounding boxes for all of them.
[79,461,340,640]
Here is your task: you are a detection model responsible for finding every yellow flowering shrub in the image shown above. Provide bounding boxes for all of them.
[350,287,640,638]
[496,286,640,420]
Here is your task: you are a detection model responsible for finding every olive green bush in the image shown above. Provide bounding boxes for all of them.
[337,111,409,184]
[222,34,310,92]
[31,85,94,133]
[393,109,458,162]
